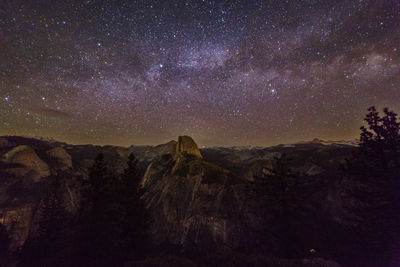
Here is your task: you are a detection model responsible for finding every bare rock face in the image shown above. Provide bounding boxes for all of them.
[305,164,325,176]
[2,145,50,181]
[114,146,131,158]
[173,136,202,159]
[131,141,177,163]
[156,140,177,156]
[141,136,258,251]
[0,205,33,249]
[47,146,72,170]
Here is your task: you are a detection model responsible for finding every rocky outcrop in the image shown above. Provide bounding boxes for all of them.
[173,136,202,159]
[141,136,256,250]
[139,135,357,257]
[305,164,325,176]
[0,137,137,250]
[114,146,131,158]
[1,145,50,181]
[0,205,34,249]
[130,141,177,163]
[47,146,72,170]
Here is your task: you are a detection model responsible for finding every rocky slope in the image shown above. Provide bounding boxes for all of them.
[0,135,358,265]
[0,136,131,248]
[139,137,356,254]
[141,136,256,250]
[1,145,50,182]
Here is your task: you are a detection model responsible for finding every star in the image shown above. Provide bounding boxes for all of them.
[0,0,398,147]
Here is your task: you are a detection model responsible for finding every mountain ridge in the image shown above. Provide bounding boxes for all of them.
[0,134,356,266]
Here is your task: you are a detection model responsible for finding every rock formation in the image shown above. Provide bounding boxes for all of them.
[47,146,72,170]
[173,135,202,159]
[1,145,50,181]
[141,136,256,250]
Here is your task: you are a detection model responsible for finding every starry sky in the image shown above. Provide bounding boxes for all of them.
[1,0,400,147]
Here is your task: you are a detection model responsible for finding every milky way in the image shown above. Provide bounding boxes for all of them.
[1,0,400,146]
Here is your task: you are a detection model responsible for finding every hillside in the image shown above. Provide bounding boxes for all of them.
[0,135,362,266]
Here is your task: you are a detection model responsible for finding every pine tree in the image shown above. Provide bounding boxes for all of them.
[348,106,400,176]
[120,153,150,260]
[256,153,321,258]
[0,223,10,266]
[73,153,150,265]
[254,153,297,257]
[266,154,296,257]
[75,153,124,266]
[121,153,140,188]
[19,174,67,266]
[345,106,400,265]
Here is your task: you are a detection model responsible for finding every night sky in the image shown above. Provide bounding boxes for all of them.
[1,0,400,147]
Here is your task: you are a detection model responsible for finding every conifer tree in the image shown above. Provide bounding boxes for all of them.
[120,153,150,260]
[345,106,400,265]
[71,153,151,265]
[19,174,67,266]
[257,153,318,258]
[263,153,296,257]
[75,153,124,266]
[0,223,10,266]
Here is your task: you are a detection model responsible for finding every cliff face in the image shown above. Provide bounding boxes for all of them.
[0,136,132,249]
[140,138,358,254]
[173,136,202,160]
[141,137,260,250]
[0,141,76,248]
[2,145,50,182]
[46,146,72,170]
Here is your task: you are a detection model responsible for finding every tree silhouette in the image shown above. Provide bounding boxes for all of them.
[120,153,150,261]
[345,106,400,266]
[265,153,295,217]
[0,223,10,266]
[75,153,124,266]
[74,153,150,266]
[121,153,140,187]
[258,153,297,257]
[351,106,400,174]
[19,174,68,266]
